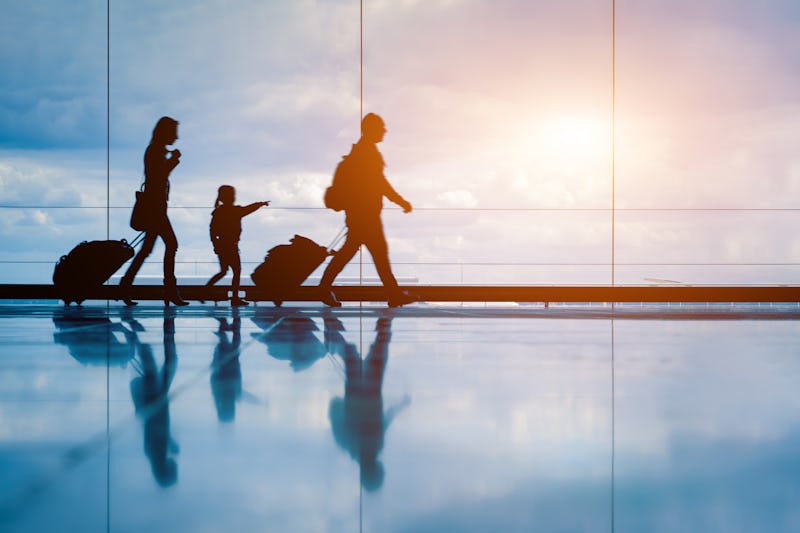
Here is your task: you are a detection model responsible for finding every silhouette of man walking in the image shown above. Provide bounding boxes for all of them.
[319,113,414,308]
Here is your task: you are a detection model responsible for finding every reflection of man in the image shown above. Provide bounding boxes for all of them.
[130,310,179,487]
[210,314,242,423]
[319,113,414,308]
[327,314,410,491]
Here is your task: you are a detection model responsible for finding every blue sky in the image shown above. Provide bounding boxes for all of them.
[1,0,799,285]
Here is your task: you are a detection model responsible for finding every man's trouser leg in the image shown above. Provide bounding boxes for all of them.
[363,222,399,293]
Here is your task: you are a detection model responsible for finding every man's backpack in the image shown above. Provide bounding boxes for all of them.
[324,155,354,212]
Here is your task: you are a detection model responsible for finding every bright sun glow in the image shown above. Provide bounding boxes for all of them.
[510,114,610,172]
[500,114,612,205]
[541,116,609,161]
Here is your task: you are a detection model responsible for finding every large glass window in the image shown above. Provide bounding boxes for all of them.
[0,1,108,283]
[1,1,798,286]
[615,0,800,284]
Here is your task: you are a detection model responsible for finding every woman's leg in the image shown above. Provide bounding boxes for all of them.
[120,232,157,306]
[122,232,157,285]
[158,216,187,305]
[159,217,179,288]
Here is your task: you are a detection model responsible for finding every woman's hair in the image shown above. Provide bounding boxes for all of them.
[151,116,179,145]
[215,185,235,208]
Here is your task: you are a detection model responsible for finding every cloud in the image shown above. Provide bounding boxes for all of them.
[0,155,89,207]
[435,189,477,208]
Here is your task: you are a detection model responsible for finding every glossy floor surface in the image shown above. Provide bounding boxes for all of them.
[1,303,799,532]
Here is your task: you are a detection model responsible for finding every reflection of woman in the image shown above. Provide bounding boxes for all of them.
[121,116,188,306]
[130,311,179,487]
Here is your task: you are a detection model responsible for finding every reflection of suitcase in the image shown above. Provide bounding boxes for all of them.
[251,231,344,306]
[53,312,136,367]
[53,235,142,305]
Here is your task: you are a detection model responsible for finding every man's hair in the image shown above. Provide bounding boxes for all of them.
[361,113,385,136]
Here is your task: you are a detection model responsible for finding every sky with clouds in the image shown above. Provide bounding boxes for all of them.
[1,0,799,285]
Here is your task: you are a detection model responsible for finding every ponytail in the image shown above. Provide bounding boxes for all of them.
[214,185,234,209]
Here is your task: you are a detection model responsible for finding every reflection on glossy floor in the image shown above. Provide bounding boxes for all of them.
[0,303,799,532]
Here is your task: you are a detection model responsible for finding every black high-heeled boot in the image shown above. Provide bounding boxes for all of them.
[120,275,137,307]
[164,285,189,306]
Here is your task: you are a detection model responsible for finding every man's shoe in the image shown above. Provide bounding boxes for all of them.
[321,290,341,307]
[231,298,250,307]
[388,290,414,308]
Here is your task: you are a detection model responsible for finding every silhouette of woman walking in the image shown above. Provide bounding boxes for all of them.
[121,116,188,306]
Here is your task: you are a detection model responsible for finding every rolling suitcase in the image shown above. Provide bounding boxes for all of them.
[251,229,345,306]
[53,233,144,305]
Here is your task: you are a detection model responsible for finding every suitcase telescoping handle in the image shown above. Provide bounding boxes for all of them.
[327,226,347,254]
[129,231,146,249]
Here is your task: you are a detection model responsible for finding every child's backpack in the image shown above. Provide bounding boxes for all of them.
[324,154,355,212]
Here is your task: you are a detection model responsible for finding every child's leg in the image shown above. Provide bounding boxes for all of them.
[231,252,247,304]
[206,255,229,286]
[231,252,242,291]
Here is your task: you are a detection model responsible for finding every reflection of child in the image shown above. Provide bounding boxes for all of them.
[206,185,269,306]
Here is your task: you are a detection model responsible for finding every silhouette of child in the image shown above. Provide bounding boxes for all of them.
[206,185,269,306]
